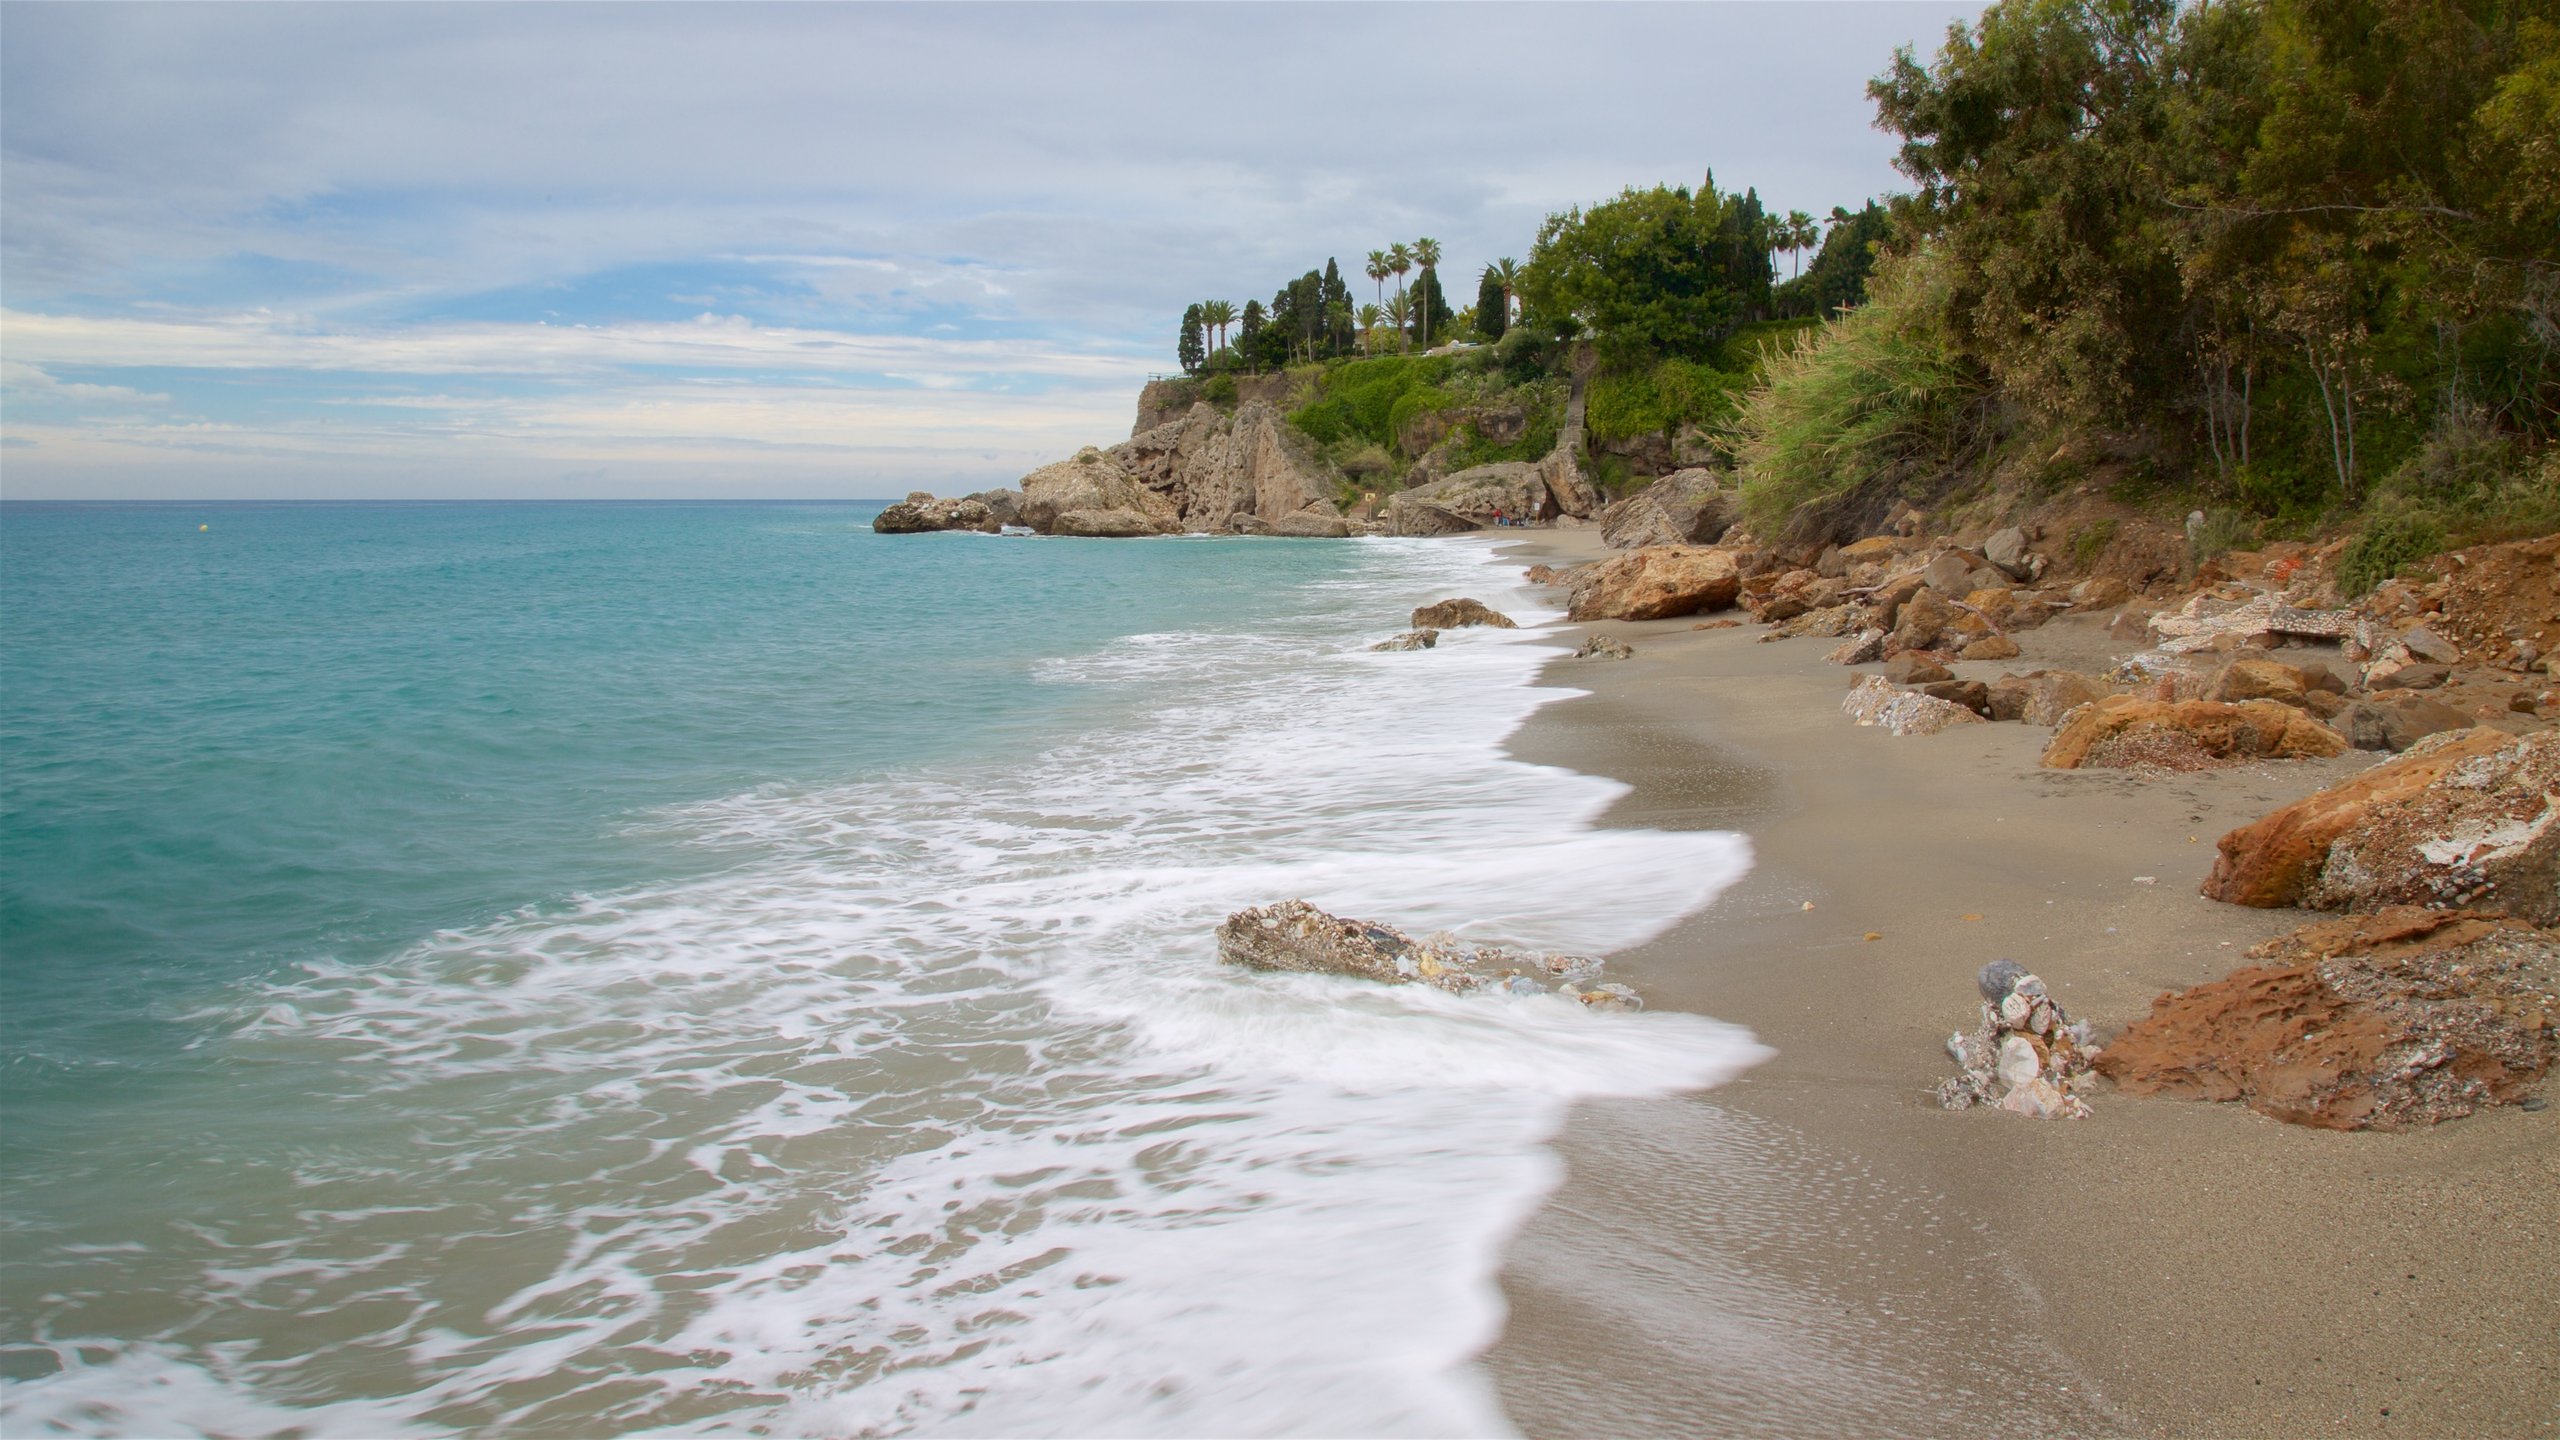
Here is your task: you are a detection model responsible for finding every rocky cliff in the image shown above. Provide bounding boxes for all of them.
[875,396,1351,538]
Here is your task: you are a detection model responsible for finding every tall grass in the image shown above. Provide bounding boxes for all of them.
[1730,253,1990,541]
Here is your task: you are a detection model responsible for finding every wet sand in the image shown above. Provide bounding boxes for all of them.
[1477,530,2559,1439]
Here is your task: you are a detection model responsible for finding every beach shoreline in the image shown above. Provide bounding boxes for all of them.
[1467,528,2558,1439]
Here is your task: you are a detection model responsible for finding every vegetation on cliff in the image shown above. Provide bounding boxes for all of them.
[1154,0,2553,571]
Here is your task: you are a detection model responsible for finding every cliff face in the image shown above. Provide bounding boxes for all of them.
[888,398,1349,538]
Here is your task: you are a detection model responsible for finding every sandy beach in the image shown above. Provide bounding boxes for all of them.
[1477,529,2559,1439]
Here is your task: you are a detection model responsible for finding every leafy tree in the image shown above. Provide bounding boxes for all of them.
[1179,302,1206,375]
[1518,181,1763,363]
[1476,264,1509,342]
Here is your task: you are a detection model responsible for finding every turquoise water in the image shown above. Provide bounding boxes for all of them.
[0,502,1757,1437]
[4,502,1330,1075]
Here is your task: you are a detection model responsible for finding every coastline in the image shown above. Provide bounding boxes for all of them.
[1470,529,2558,1439]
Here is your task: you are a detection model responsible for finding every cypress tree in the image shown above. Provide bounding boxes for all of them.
[1321,259,1353,357]
[1475,265,1508,342]
[1179,303,1206,375]
[1408,269,1455,350]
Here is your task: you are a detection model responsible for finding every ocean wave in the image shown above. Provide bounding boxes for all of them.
[2,537,1761,1438]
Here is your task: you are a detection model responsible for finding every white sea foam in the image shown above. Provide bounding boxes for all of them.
[2,537,1762,1438]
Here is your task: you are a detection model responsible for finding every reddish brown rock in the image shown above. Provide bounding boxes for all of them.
[1565,546,1742,622]
[1961,635,2024,662]
[1888,587,1961,653]
[2093,908,2558,1130]
[2199,727,2529,910]
[2042,696,2349,770]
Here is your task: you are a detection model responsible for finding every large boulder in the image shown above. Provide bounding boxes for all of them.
[2202,728,2555,921]
[1598,468,1736,550]
[1387,461,1548,533]
[1842,674,1989,736]
[1411,598,1517,630]
[1983,525,2037,581]
[2329,693,2474,753]
[2041,695,2350,769]
[2199,727,2522,909]
[1565,546,1742,622]
[2094,908,2557,1130]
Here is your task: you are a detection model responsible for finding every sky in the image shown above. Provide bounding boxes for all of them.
[0,2,1985,500]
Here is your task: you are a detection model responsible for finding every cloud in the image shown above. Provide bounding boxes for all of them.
[0,1,1987,496]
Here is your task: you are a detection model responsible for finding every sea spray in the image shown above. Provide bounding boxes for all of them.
[2,512,1761,1437]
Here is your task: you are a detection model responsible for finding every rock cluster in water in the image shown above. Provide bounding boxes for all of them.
[1216,900,1642,1010]
[1938,960,2099,1119]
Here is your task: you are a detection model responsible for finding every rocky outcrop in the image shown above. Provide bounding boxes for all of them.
[1598,468,1735,550]
[1411,598,1516,630]
[873,491,996,534]
[1938,961,2099,1118]
[2040,695,2349,769]
[1214,900,1641,1009]
[1113,402,1350,534]
[887,400,1352,539]
[1564,546,1741,622]
[1369,629,1438,652]
[1020,449,1179,533]
[2203,728,2556,922]
[1843,674,1989,736]
[2094,908,2558,1130]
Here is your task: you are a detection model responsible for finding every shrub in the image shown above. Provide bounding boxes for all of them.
[1201,373,1238,406]
[1587,357,1743,443]
[2338,509,2447,598]
[1287,354,1455,448]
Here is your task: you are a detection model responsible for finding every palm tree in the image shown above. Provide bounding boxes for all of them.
[1781,210,1816,279]
[1365,250,1390,309]
[1201,299,1237,358]
[1491,257,1521,327]
[1387,242,1412,309]
[1382,292,1411,352]
[1412,237,1442,348]
[1357,302,1383,355]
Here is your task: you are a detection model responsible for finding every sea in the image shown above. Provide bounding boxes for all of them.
[0,500,1761,1438]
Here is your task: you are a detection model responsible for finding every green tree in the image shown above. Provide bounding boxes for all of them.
[1388,242,1413,309]
[1366,250,1391,309]
[1201,299,1238,359]
[1238,298,1269,373]
[1382,292,1412,351]
[1179,302,1206,375]
[1492,257,1522,329]
[1358,302,1384,355]
[1409,265,1454,350]
[1476,264,1510,342]
[1518,182,1758,363]
[1321,259,1356,357]
[1412,237,1444,347]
